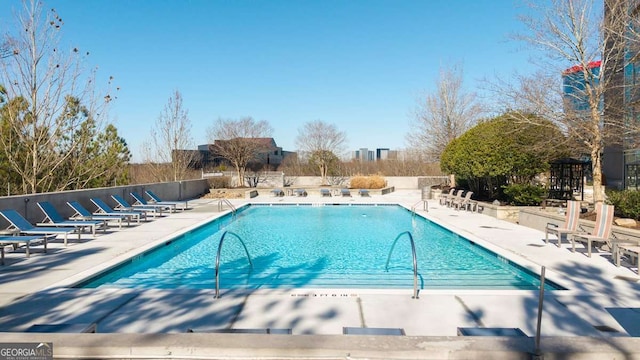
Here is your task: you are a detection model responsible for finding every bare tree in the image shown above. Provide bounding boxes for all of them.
[295,120,347,185]
[501,0,636,203]
[0,40,14,59]
[407,64,484,162]
[207,117,273,187]
[141,90,194,182]
[0,0,117,193]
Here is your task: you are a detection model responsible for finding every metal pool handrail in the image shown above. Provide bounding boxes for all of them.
[385,231,419,299]
[215,231,253,298]
[217,198,237,215]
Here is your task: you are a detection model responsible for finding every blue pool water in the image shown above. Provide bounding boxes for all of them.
[79,204,561,290]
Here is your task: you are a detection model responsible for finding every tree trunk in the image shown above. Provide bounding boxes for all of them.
[591,149,605,203]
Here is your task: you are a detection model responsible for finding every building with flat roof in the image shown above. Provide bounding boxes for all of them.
[179,138,294,170]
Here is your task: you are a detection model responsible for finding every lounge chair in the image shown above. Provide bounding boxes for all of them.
[0,209,77,246]
[341,188,352,197]
[439,188,456,206]
[270,189,284,197]
[612,239,640,273]
[545,200,581,247]
[294,189,307,197]
[320,188,332,197]
[111,194,162,218]
[131,192,174,213]
[452,191,475,211]
[145,190,188,210]
[91,198,146,223]
[445,190,464,207]
[570,203,615,257]
[0,235,47,265]
[37,201,105,237]
[358,189,370,197]
[67,201,127,229]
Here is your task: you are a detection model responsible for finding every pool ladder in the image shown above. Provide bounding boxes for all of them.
[214,231,253,298]
[385,231,419,299]
[218,198,237,218]
[411,200,428,215]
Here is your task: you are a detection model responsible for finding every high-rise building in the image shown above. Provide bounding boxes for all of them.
[602,0,640,188]
[562,61,601,113]
[376,148,390,160]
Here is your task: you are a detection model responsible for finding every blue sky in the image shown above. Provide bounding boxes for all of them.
[0,0,538,162]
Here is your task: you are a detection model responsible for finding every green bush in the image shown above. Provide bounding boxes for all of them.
[606,190,640,220]
[502,184,547,206]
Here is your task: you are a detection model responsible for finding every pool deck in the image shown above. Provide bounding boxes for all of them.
[1,190,640,359]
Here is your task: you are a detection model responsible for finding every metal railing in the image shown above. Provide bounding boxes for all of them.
[218,198,237,214]
[411,200,428,215]
[214,231,253,298]
[385,231,419,299]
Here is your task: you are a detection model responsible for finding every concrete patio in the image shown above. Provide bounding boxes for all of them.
[1,189,640,359]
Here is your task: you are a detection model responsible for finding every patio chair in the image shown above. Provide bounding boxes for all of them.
[67,201,127,229]
[445,190,464,207]
[452,191,475,211]
[91,198,146,223]
[612,239,640,273]
[270,189,284,197]
[0,235,47,265]
[131,192,174,213]
[358,189,370,197]
[37,201,105,237]
[320,188,332,197]
[294,189,307,197]
[341,188,352,197]
[111,194,163,218]
[545,200,581,247]
[439,188,455,206]
[145,190,189,210]
[570,203,615,257]
[0,209,77,246]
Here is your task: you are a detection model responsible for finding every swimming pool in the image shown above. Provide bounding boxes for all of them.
[79,204,562,290]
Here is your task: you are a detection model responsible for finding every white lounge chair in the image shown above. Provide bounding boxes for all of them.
[452,191,475,211]
[439,188,455,206]
[270,189,284,197]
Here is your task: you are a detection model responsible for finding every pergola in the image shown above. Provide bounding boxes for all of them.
[548,158,587,201]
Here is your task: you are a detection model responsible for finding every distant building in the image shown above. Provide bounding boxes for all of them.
[376,148,390,160]
[353,148,375,161]
[352,147,402,161]
[562,61,601,113]
[180,138,294,170]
